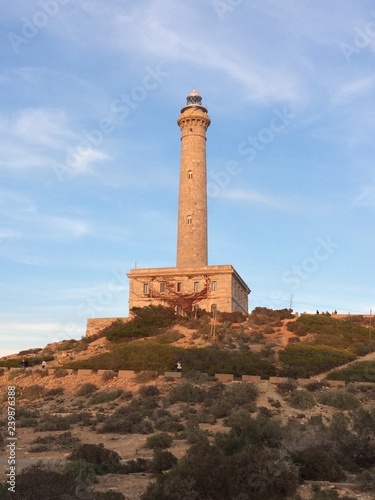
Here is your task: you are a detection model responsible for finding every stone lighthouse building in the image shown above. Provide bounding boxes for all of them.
[127,90,250,315]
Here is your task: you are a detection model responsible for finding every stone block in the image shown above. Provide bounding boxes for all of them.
[117,370,135,379]
[269,377,290,384]
[241,375,261,383]
[215,373,234,382]
[77,369,93,376]
[164,371,182,378]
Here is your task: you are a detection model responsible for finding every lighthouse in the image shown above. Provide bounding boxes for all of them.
[177,89,210,268]
[125,90,250,316]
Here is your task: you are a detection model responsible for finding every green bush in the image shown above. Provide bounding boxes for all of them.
[279,344,356,377]
[290,390,316,409]
[287,314,372,352]
[0,461,125,499]
[104,305,178,341]
[29,431,80,452]
[249,307,294,325]
[88,389,123,405]
[100,398,156,434]
[328,361,375,383]
[145,432,173,449]
[148,448,178,473]
[168,382,205,404]
[20,385,45,400]
[318,389,360,410]
[293,445,346,481]
[68,443,122,474]
[76,382,98,397]
[36,415,74,432]
[101,370,116,382]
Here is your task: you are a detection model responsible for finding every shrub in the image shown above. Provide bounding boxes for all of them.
[276,379,298,396]
[317,389,360,410]
[328,361,375,383]
[217,311,247,323]
[76,382,98,397]
[293,445,346,481]
[20,385,45,400]
[54,369,68,378]
[104,305,177,341]
[88,389,123,405]
[46,387,64,397]
[305,380,329,392]
[148,448,177,473]
[279,344,356,377]
[29,431,80,452]
[290,390,316,409]
[0,462,86,498]
[168,382,204,404]
[139,385,160,398]
[184,370,210,384]
[68,443,122,474]
[100,399,155,434]
[146,433,173,449]
[37,415,74,431]
[101,370,116,382]
[223,382,259,407]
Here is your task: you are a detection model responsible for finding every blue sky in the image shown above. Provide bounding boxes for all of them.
[1,0,375,356]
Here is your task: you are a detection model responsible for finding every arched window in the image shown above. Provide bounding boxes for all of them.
[188,170,193,179]
[187,216,192,225]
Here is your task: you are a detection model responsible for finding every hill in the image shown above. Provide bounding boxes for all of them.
[0,306,375,499]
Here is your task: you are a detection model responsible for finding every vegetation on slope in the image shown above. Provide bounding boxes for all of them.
[279,344,356,378]
[287,314,374,354]
[65,341,276,377]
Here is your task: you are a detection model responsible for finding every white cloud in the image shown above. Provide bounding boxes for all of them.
[219,188,295,211]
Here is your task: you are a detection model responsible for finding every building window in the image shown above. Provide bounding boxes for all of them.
[187,215,192,225]
[188,170,193,179]
[143,283,149,294]
[211,281,217,291]
[194,282,199,292]
[177,282,182,293]
[160,282,166,293]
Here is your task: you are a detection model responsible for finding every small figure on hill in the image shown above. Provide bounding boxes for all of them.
[176,361,182,372]
[41,360,47,369]
[21,360,28,369]
[316,310,319,315]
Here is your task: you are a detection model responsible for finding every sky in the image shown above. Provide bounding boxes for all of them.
[1,0,375,356]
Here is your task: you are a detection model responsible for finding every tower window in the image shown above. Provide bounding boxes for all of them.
[143,283,149,294]
[211,281,217,291]
[160,282,166,293]
[188,170,193,179]
[194,282,199,292]
[187,216,192,225]
[177,282,182,292]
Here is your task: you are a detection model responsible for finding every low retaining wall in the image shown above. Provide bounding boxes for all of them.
[86,317,130,337]
[1,367,374,387]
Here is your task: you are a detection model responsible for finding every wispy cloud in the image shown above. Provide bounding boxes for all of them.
[219,188,295,211]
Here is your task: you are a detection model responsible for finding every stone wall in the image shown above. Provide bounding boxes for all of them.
[86,317,130,337]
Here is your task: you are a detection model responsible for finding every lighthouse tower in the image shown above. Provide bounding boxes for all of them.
[123,89,250,320]
[177,90,210,268]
